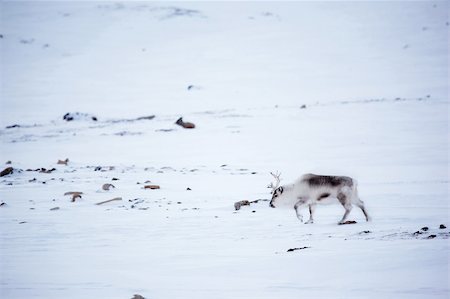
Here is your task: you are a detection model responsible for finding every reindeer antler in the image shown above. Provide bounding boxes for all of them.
[268,171,281,191]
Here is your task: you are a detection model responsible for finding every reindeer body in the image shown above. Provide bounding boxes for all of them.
[269,173,370,224]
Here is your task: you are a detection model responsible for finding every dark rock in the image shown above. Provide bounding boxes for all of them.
[144,185,160,190]
[63,112,97,122]
[338,220,357,225]
[439,224,446,229]
[287,246,310,252]
[6,124,20,129]
[0,202,6,207]
[112,178,119,181]
[131,294,145,299]
[427,235,436,239]
[50,207,60,211]
[300,104,307,109]
[63,113,74,121]
[39,168,56,174]
[0,167,14,177]
[175,117,195,129]
[71,193,82,202]
[186,187,191,191]
[421,227,429,231]
[187,85,202,91]
[5,161,12,164]
[234,200,250,210]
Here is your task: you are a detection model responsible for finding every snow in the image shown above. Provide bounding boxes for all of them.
[0,1,449,299]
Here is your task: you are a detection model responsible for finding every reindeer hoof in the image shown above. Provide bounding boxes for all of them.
[339,220,357,225]
[305,220,314,224]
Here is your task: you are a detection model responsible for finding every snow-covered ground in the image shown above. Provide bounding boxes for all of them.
[0,2,449,299]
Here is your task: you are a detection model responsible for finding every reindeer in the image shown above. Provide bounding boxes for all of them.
[268,172,370,224]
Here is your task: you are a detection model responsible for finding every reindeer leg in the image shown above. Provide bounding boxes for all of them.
[294,197,308,222]
[305,204,315,224]
[354,197,371,222]
[337,192,353,224]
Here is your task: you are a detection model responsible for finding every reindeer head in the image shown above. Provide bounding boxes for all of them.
[268,171,283,208]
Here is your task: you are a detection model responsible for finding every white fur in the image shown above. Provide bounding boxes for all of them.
[270,174,371,224]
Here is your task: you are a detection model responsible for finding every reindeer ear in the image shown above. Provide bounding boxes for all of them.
[280,186,284,193]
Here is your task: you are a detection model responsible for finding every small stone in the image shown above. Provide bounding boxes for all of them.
[234,200,250,211]
[64,191,83,196]
[439,224,446,229]
[112,178,119,181]
[6,124,20,129]
[5,161,11,164]
[39,168,56,173]
[0,202,6,207]
[421,227,429,231]
[50,207,60,211]
[427,235,436,239]
[72,194,82,202]
[57,158,69,165]
[102,183,115,191]
[300,104,307,109]
[131,295,145,299]
[287,246,310,252]
[0,167,14,177]
[186,187,191,191]
[144,185,160,189]
[175,117,195,129]
[338,220,357,225]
